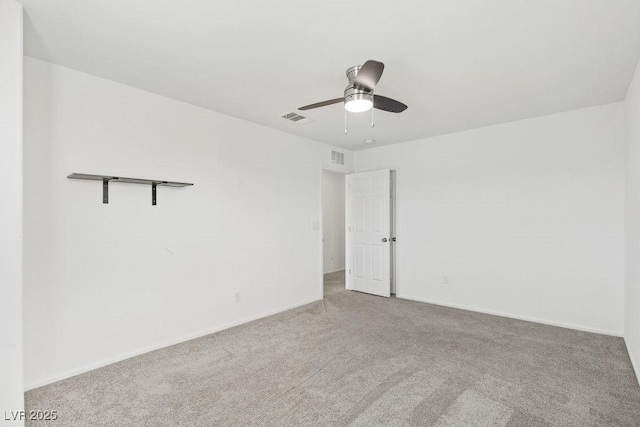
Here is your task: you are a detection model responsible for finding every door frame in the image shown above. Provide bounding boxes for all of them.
[319,167,397,299]
[390,170,397,295]
[319,167,350,299]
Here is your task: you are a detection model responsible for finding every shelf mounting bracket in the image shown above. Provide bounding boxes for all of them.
[103,178,109,204]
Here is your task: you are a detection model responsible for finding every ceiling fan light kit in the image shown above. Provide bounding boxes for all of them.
[344,88,373,113]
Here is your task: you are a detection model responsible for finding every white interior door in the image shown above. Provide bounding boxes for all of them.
[346,169,391,297]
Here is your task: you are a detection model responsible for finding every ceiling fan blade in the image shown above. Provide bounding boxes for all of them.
[298,98,344,111]
[353,60,385,91]
[373,95,408,113]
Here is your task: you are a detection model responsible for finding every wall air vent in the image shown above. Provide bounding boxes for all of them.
[331,150,345,165]
[280,111,313,124]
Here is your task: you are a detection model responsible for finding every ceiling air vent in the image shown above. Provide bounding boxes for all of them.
[281,111,312,124]
[331,150,345,165]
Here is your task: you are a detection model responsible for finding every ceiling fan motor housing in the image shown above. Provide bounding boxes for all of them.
[346,65,363,82]
[344,65,373,105]
[344,86,373,105]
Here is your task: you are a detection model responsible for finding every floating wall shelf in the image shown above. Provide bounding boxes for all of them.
[67,173,193,205]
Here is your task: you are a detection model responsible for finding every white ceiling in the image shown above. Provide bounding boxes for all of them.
[19,0,640,151]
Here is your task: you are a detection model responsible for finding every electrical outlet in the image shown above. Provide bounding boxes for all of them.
[235,292,241,303]
[442,275,449,285]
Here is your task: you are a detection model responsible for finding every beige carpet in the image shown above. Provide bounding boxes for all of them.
[26,271,640,426]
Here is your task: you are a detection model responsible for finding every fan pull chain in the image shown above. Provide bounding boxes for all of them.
[371,92,375,128]
[344,108,348,134]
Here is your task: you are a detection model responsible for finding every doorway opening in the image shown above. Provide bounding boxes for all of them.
[321,170,346,297]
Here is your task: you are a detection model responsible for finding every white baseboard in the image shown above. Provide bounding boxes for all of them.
[24,296,322,391]
[323,268,345,274]
[395,294,623,337]
[625,338,640,386]
[27,292,629,391]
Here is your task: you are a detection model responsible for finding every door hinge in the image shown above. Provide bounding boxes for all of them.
[349,269,351,274]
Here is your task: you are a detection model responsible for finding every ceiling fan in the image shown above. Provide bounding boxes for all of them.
[299,60,408,114]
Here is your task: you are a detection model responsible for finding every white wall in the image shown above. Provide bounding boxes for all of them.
[355,103,625,335]
[625,59,640,381]
[322,171,345,274]
[0,0,24,422]
[22,57,353,389]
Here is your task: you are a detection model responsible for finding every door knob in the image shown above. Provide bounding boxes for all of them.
[382,238,388,242]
